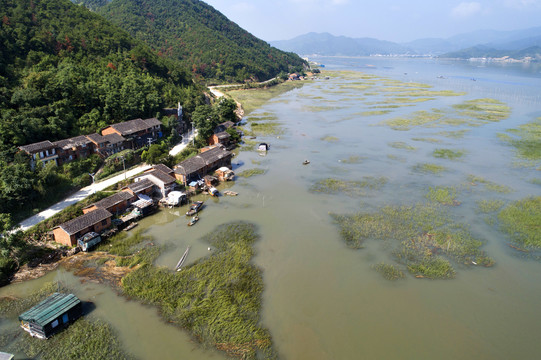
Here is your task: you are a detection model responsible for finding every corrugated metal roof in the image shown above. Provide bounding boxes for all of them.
[19,293,81,327]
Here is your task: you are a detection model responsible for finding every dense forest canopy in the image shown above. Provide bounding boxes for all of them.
[80,0,307,82]
[0,0,204,155]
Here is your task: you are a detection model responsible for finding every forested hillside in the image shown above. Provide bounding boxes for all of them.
[83,0,306,82]
[0,0,204,155]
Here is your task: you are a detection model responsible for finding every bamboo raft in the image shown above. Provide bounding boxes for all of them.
[175,246,191,271]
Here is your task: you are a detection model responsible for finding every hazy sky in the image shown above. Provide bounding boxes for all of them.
[203,0,541,42]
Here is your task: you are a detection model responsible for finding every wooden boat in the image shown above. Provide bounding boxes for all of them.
[187,215,199,226]
[185,201,204,216]
[123,222,138,231]
[223,190,238,196]
[175,246,191,271]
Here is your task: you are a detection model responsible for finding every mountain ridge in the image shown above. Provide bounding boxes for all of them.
[271,27,541,59]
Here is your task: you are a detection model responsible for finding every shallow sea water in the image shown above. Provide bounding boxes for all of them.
[2,57,541,359]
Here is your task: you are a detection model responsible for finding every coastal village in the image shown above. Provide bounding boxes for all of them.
[18,110,240,250]
[4,73,290,344]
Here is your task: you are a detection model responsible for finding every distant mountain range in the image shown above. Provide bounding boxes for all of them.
[271,27,541,59]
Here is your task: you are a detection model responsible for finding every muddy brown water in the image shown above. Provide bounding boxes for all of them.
[2,57,541,359]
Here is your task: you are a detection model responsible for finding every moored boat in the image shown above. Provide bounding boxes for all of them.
[187,215,199,226]
[185,201,204,216]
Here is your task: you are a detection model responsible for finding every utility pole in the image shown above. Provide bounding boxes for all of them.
[120,156,126,180]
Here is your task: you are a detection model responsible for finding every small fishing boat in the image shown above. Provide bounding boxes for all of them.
[187,215,199,226]
[175,246,191,271]
[185,201,204,216]
[302,160,310,165]
[223,190,238,196]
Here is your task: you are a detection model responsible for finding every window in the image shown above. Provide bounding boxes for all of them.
[51,319,59,328]
[101,220,108,226]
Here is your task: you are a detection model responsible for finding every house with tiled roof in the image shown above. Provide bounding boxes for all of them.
[85,133,125,157]
[82,190,136,215]
[19,141,59,169]
[134,169,177,197]
[149,164,174,177]
[53,135,94,165]
[52,208,112,246]
[208,131,230,147]
[174,146,233,185]
[101,118,162,149]
[126,178,155,197]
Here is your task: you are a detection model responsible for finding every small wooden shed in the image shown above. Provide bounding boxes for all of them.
[19,293,83,339]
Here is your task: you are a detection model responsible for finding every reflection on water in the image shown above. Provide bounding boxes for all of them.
[2,58,541,359]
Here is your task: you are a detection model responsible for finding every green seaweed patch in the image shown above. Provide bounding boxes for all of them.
[436,130,471,139]
[400,246,456,279]
[237,168,266,178]
[432,148,466,160]
[247,114,278,122]
[321,135,339,142]
[452,98,511,123]
[412,163,447,175]
[250,122,284,136]
[387,154,407,162]
[372,262,405,280]
[121,222,274,359]
[426,186,460,206]
[389,142,417,151]
[303,105,345,112]
[412,137,443,144]
[379,110,446,131]
[310,177,388,195]
[359,110,392,116]
[498,196,541,248]
[239,139,258,151]
[339,155,365,164]
[500,117,541,162]
[476,199,505,213]
[331,203,493,279]
[467,175,513,193]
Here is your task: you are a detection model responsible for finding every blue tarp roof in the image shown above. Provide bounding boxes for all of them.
[19,293,81,327]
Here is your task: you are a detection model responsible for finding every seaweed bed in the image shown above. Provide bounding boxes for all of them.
[310,177,388,196]
[332,203,494,279]
[499,116,541,166]
[120,222,274,359]
[498,196,541,248]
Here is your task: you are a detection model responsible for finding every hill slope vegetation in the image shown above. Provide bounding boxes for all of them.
[86,0,306,82]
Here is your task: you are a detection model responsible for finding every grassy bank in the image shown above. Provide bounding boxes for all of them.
[227,81,306,115]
